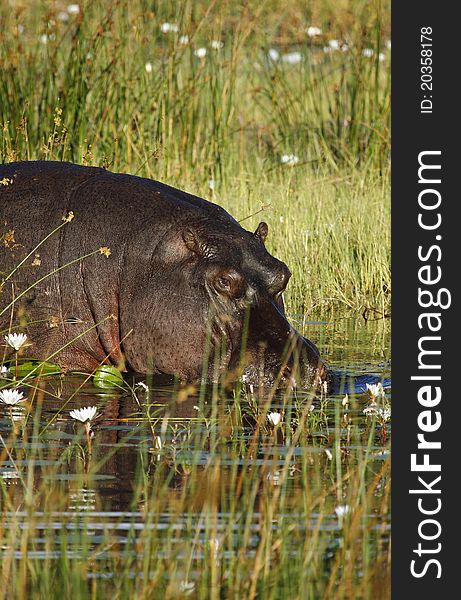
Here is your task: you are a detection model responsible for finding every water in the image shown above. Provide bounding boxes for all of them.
[0,316,390,593]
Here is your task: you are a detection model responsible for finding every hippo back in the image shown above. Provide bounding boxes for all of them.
[1,161,239,370]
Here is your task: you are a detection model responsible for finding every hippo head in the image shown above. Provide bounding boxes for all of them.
[120,217,327,390]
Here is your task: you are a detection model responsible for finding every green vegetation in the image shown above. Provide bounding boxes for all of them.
[1,0,390,315]
[1,1,390,598]
[1,370,391,599]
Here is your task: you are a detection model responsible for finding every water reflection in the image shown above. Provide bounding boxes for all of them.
[1,317,390,570]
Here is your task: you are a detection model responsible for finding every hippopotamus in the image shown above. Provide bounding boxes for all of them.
[0,161,327,389]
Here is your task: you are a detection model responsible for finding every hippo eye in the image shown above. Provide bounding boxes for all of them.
[213,271,244,297]
[216,276,232,292]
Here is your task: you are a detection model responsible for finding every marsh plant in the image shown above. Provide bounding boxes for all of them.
[0,367,390,599]
[0,0,390,316]
[0,1,390,598]
[0,293,391,599]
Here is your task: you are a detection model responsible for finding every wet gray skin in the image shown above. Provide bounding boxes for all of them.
[0,161,327,390]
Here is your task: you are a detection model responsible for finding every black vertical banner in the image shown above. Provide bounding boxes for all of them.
[393,2,457,596]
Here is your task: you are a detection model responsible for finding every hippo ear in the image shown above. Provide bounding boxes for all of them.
[254,221,269,244]
[183,228,202,255]
[182,227,214,257]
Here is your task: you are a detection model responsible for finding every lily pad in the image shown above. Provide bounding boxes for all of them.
[93,365,124,389]
[16,361,61,377]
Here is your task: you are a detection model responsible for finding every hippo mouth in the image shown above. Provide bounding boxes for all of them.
[240,364,293,388]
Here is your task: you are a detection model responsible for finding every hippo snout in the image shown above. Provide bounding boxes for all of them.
[241,316,327,391]
[282,334,328,390]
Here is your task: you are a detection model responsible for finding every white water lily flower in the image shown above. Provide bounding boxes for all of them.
[160,23,179,33]
[366,382,385,399]
[378,52,386,61]
[70,406,98,423]
[268,48,280,61]
[145,62,152,73]
[329,39,340,50]
[281,154,299,166]
[1,365,10,377]
[67,4,80,14]
[306,26,322,37]
[281,52,303,65]
[267,411,282,427]
[0,388,25,405]
[335,505,350,517]
[194,47,207,58]
[4,333,28,351]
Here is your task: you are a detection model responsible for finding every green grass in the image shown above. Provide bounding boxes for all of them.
[0,377,391,600]
[1,1,390,597]
[0,0,390,316]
